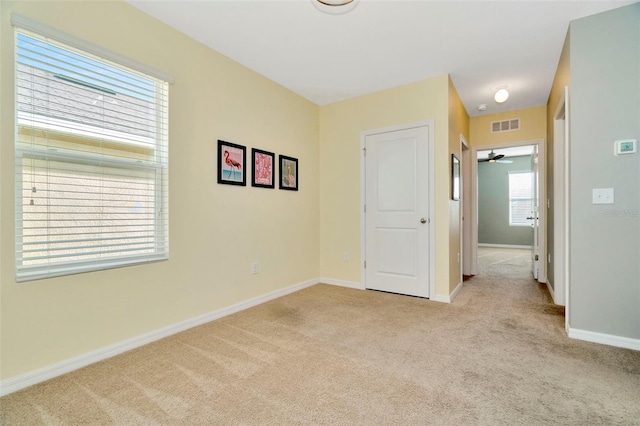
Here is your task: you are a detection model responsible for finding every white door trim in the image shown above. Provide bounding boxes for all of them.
[553,86,571,329]
[553,87,569,308]
[470,138,546,282]
[460,134,470,281]
[360,120,436,299]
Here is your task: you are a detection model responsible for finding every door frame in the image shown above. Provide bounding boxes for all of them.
[470,138,546,282]
[553,87,570,321]
[360,120,436,298]
[460,134,470,280]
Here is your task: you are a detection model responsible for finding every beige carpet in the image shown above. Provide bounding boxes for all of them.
[2,248,639,425]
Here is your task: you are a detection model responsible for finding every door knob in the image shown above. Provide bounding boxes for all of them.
[420,218,427,224]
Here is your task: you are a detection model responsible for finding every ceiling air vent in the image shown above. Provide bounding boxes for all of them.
[491,118,520,133]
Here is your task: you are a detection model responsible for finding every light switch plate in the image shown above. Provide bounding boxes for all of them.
[592,188,614,204]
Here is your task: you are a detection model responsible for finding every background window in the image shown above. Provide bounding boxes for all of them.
[508,171,533,226]
[15,30,169,281]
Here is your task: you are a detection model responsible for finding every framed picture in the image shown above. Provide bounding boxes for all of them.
[251,148,275,188]
[218,140,246,186]
[279,155,298,191]
[451,154,460,201]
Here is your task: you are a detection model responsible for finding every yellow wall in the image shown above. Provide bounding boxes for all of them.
[0,1,319,379]
[318,75,452,297]
[470,106,547,147]
[447,78,469,292]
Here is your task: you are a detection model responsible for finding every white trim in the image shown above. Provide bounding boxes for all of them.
[459,135,468,286]
[429,281,463,304]
[461,136,472,276]
[360,135,367,293]
[546,277,555,300]
[319,277,364,290]
[360,120,436,299]
[553,87,569,307]
[0,278,317,397]
[568,328,640,351]
[565,85,571,331]
[11,13,174,84]
[449,280,464,302]
[477,243,532,249]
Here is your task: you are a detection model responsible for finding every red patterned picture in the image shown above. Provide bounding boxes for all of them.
[251,148,275,189]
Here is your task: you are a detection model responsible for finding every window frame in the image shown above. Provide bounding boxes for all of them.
[13,17,171,282]
[508,170,533,227]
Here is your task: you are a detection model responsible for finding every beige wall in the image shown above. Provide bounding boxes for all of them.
[318,75,452,297]
[448,78,469,292]
[470,106,547,147]
[0,1,319,379]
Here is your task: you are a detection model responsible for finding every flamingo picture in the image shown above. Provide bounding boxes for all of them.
[224,149,242,179]
[217,140,246,186]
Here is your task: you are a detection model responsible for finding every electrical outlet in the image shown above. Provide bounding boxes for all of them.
[343,252,350,262]
[592,188,614,204]
[251,262,258,274]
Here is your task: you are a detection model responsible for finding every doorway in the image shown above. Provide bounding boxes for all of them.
[469,139,546,283]
[360,122,435,298]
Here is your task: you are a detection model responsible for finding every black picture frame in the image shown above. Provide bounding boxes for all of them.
[218,140,246,186]
[452,154,460,201]
[251,148,275,189]
[279,155,298,191]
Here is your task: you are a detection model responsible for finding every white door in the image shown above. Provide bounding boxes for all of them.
[531,146,540,279]
[364,126,429,297]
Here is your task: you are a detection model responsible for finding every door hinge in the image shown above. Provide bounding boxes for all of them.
[363,147,366,156]
[364,260,367,269]
[364,204,366,213]
[535,255,539,261]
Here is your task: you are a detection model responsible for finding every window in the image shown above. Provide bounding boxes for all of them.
[508,171,533,226]
[15,28,169,282]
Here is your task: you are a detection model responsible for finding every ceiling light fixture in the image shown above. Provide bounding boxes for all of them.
[313,0,359,14]
[494,86,509,104]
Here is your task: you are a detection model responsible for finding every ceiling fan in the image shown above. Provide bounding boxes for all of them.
[478,150,513,163]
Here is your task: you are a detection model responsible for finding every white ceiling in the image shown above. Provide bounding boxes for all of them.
[126,0,635,117]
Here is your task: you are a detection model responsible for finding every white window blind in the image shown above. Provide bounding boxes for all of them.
[508,171,533,226]
[15,29,169,282]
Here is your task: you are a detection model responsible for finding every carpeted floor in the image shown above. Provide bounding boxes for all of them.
[1,248,639,425]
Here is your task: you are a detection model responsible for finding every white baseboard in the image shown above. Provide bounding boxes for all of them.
[478,243,532,249]
[319,277,364,290]
[430,281,463,304]
[568,328,640,351]
[449,281,464,302]
[546,278,554,298]
[0,278,318,397]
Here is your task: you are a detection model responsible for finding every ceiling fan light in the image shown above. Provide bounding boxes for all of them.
[313,0,359,14]
[494,88,509,104]
[317,0,353,5]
